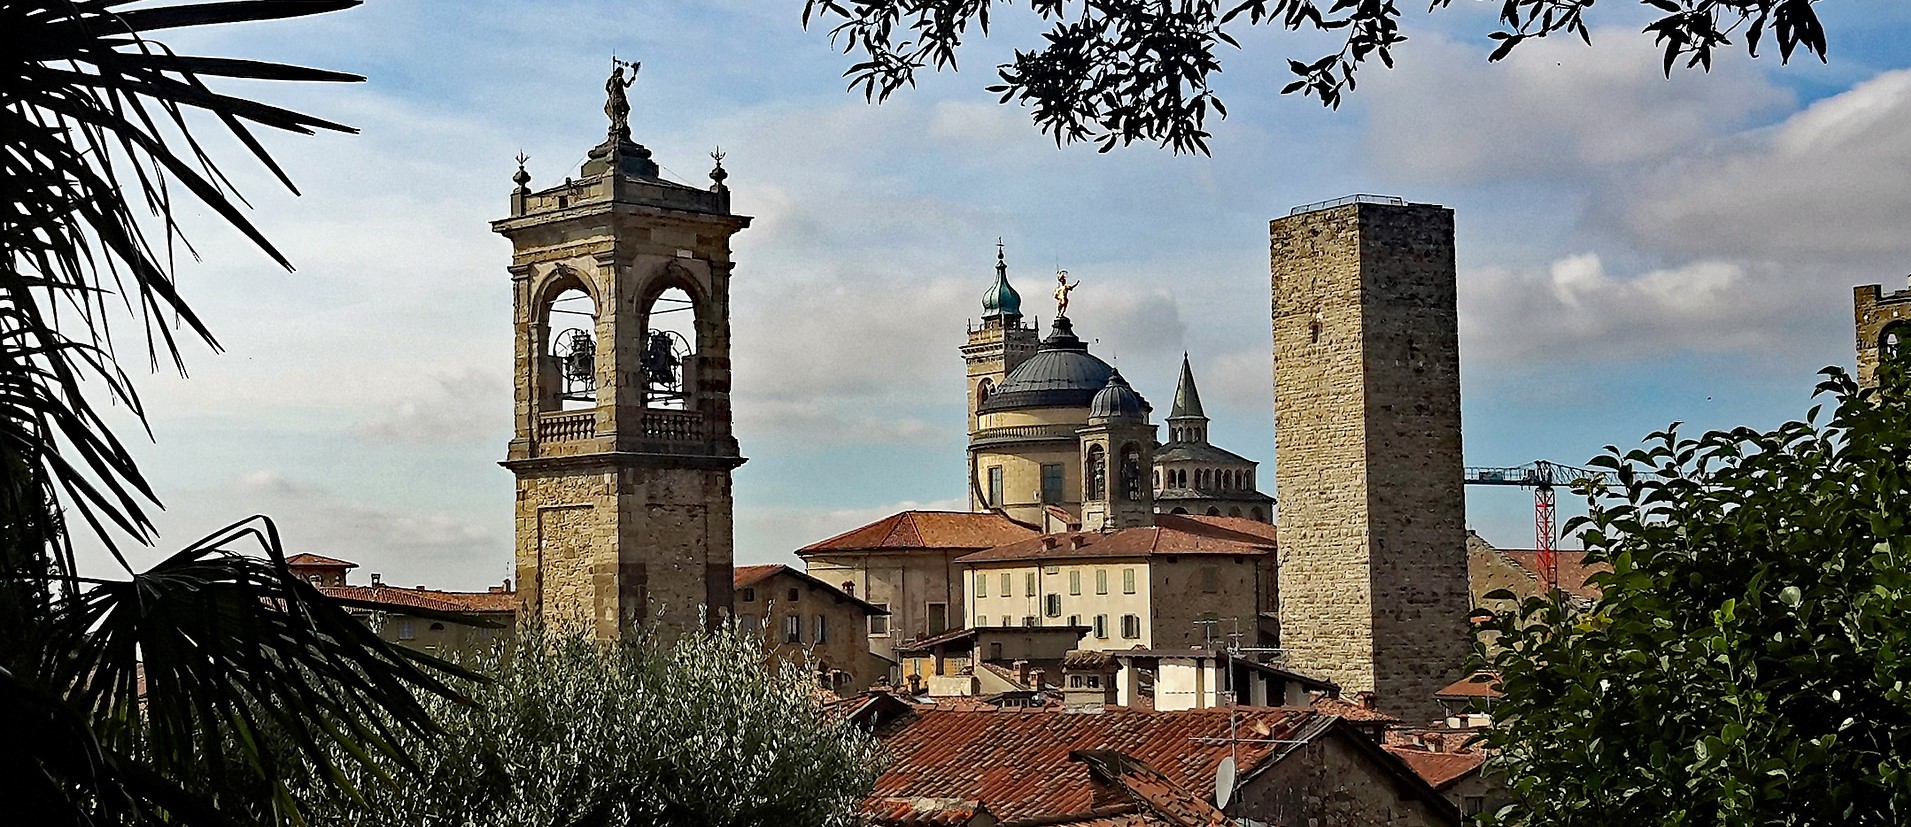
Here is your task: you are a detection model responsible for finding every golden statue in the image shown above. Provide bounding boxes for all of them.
[1054,269,1080,318]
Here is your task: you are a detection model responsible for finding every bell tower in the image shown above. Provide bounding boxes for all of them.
[1079,370,1156,532]
[492,62,750,639]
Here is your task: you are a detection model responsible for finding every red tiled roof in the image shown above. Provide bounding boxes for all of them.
[319,584,516,614]
[733,564,889,615]
[871,707,1328,823]
[1312,697,1403,723]
[1435,673,1503,700]
[955,517,1275,565]
[1383,747,1485,791]
[285,553,357,569]
[800,511,1039,554]
[864,797,988,826]
[1497,550,1607,600]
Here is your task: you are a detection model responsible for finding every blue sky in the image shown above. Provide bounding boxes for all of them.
[85,1,1911,589]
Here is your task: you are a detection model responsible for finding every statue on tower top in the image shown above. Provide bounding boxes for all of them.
[605,59,640,139]
[1054,269,1081,318]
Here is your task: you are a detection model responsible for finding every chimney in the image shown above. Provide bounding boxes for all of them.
[1014,659,1031,687]
[1029,668,1045,689]
[906,673,923,694]
[503,578,513,592]
[370,573,382,587]
[1043,536,1060,549]
[1069,535,1086,550]
[1356,691,1377,711]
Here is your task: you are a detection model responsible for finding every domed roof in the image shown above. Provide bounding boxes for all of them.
[982,244,1022,318]
[978,317,1112,413]
[1089,369,1149,420]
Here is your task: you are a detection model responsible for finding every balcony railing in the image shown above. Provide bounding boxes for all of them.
[971,423,1080,447]
[537,410,596,443]
[641,408,704,443]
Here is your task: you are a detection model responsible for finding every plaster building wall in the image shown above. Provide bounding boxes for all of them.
[804,552,965,659]
[734,567,889,692]
[971,405,1090,524]
[1271,200,1470,724]
[964,559,1153,647]
[1854,279,1911,388]
[1236,735,1455,827]
[1148,554,1265,650]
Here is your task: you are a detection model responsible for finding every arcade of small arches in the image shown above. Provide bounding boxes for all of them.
[1156,466,1255,493]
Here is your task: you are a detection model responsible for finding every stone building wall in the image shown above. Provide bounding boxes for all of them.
[1235,733,1454,826]
[734,568,888,692]
[1270,201,1470,724]
[1854,280,1911,388]
[1149,555,1265,650]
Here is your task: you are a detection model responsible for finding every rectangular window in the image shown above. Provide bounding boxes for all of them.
[1068,570,1081,595]
[1463,797,1485,816]
[1044,594,1062,617]
[1000,572,1012,596]
[1040,463,1066,504]
[1094,614,1108,639]
[815,614,828,644]
[1096,569,1108,595]
[1202,566,1219,594]
[1067,614,1080,628]
[1025,572,1036,597]
[976,572,988,598]
[396,619,415,641]
[927,602,948,635]
[788,588,800,602]
[740,588,755,603]
[739,613,757,631]
[1022,615,1037,627]
[783,615,801,644]
[1123,568,1136,594]
[987,466,1004,506]
[868,604,889,636]
[1121,614,1141,640]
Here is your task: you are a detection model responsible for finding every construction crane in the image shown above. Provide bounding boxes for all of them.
[1463,460,1608,590]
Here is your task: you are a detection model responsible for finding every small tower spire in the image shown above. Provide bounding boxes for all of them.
[1168,353,1209,444]
[982,239,1022,320]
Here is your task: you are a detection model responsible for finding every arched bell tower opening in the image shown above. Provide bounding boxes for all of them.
[496,64,751,641]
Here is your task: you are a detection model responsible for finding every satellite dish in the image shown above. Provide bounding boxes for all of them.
[1214,755,1236,809]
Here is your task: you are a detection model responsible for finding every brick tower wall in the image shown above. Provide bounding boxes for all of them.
[1270,201,1469,723]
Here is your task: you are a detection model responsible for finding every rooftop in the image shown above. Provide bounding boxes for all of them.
[800,511,1039,555]
[977,316,1115,413]
[734,564,889,615]
[318,584,516,614]
[285,553,358,569]
[1383,747,1487,791]
[956,514,1275,564]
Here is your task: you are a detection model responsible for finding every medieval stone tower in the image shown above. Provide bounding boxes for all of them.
[492,65,750,639]
[1854,277,1911,389]
[963,245,1041,442]
[1270,197,1469,723]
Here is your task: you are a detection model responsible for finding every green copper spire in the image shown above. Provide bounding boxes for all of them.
[981,239,1022,319]
[1170,353,1206,419]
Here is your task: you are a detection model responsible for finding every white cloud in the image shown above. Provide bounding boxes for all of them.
[351,368,510,445]
[1618,68,1911,264]
[1362,28,1788,183]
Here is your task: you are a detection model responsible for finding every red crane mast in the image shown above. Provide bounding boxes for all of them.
[1462,460,1608,591]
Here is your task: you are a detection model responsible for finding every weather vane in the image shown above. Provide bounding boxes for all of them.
[1054,269,1081,318]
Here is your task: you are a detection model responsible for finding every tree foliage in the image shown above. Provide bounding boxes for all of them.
[1474,364,1911,826]
[801,0,1831,153]
[288,625,888,827]
[3,3,480,824]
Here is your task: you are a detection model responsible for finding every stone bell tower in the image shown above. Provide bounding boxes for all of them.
[1078,370,1156,532]
[492,63,750,639]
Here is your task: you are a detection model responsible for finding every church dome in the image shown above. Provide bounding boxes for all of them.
[978,317,1113,412]
[982,245,1022,318]
[1089,369,1149,420]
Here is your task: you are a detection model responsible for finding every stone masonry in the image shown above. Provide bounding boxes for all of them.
[1853,277,1911,389]
[1270,199,1470,724]
[492,83,750,640]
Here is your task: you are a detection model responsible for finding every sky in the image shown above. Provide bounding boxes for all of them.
[78,1,1911,590]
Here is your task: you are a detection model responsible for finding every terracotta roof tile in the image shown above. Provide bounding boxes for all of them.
[1496,549,1607,600]
[1311,697,1403,723]
[800,511,1039,554]
[865,797,988,826]
[1382,747,1486,791]
[318,584,515,614]
[870,707,1326,823]
[1435,672,1503,700]
[955,516,1275,565]
[285,553,357,569]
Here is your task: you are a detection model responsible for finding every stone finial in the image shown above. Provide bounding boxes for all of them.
[709,146,728,189]
[512,152,532,191]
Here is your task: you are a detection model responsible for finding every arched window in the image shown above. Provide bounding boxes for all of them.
[1086,444,1108,500]
[1119,443,1143,501]
[1170,507,1188,515]
[1228,507,1242,518]
[642,286,697,410]
[545,286,600,411]
[1884,323,1910,362]
[976,378,994,412]
[1206,507,1221,517]
[1250,506,1265,522]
